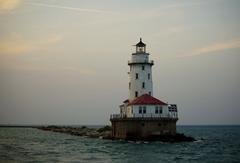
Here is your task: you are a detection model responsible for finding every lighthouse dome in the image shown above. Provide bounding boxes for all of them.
[136,38,146,47]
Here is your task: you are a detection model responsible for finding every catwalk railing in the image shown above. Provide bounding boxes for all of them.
[128,60,154,65]
[110,113,178,120]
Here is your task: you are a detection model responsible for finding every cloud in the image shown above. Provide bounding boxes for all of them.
[0,0,20,12]
[0,33,63,55]
[161,1,204,9]
[168,26,184,33]
[45,35,63,45]
[0,34,33,55]
[61,66,96,76]
[1,63,96,76]
[26,2,108,13]
[184,38,240,57]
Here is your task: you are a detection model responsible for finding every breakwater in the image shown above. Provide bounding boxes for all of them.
[37,125,195,142]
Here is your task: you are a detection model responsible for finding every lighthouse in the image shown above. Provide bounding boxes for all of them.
[128,38,153,100]
[110,38,178,140]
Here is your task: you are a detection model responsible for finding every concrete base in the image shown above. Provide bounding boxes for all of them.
[110,118,177,139]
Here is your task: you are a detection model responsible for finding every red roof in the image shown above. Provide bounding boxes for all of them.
[128,94,167,106]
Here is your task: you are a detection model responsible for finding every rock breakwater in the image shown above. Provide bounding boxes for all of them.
[37,125,195,142]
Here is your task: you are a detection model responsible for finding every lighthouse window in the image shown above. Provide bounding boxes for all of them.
[129,82,131,89]
[159,107,163,114]
[142,66,145,70]
[149,91,151,95]
[142,82,145,88]
[135,91,138,97]
[143,106,146,114]
[139,106,142,114]
[136,73,138,79]
[148,73,150,79]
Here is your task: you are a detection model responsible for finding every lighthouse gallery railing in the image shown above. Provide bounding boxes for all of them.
[110,113,178,120]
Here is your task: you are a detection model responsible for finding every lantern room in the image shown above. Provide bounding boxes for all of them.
[135,38,146,53]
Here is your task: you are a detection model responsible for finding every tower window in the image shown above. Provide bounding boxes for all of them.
[149,91,151,95]
[136,73,138,79]
[148,73,150,80]
[142,82,145,88]
[135,91,138,97]
[129,82,131,90]
[142,66,145,70]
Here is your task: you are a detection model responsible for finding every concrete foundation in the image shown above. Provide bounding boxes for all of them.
[110,117,177,139]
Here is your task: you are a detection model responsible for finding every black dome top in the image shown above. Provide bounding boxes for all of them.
[136,38,146,47]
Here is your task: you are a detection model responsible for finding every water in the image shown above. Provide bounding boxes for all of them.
[0,126,240,163]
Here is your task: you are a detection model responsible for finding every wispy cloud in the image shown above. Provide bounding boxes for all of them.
[0,33,63,55]
[183,38,240,57]
[26,2,108,14]
[0,0,20,13]
[0,33,33,55]
[61,66,96,76]
[45,35,63,45]
[161,1,204,9]
[2,63,96,76]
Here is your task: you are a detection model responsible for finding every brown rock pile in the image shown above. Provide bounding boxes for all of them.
[37,125,112,139]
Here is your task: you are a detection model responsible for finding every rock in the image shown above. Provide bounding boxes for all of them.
[100,131,112,139]
[37,126,195,142]
[97,125,112,133]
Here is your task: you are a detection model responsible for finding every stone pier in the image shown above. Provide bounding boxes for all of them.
[110,116,178,139]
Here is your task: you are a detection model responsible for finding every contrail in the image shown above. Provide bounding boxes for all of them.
[26,2,109,13]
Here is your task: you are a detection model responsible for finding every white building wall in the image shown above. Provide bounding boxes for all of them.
[126,105,169,118]
[129,52,153,100]
[126,106,133,117]
[131,53,149,63]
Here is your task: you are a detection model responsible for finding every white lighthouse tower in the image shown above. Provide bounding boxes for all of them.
[110,38,178,140]
[128,38,154,100]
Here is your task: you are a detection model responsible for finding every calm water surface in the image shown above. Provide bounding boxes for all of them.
[0,126,240,163]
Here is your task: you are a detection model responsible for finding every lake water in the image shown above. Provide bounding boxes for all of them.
[0,126,240,162]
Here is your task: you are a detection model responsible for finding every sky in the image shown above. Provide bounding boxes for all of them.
[0,0,240,125]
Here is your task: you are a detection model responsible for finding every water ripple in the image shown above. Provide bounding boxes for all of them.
[1,126,240,162]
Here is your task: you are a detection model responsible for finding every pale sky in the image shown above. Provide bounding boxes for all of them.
[0,0,240,125]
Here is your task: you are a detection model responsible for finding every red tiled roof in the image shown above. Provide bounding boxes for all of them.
[128,94,167,106]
